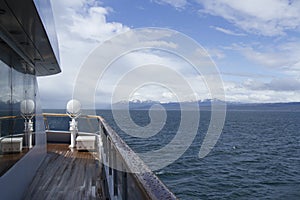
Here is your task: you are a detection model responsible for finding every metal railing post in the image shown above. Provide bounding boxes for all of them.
[113,147,118,196]
[122,167,128,200]
[108,138,112,175]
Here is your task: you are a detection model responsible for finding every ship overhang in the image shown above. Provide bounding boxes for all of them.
[0,0,61,76]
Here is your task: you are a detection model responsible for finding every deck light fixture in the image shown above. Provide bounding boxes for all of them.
[66,99,81,148]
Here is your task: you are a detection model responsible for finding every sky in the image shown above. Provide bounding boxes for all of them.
[38,0,300,108]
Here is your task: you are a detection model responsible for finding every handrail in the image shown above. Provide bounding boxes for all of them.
[0,115,21,120]
[43,113,101,119]
[42,113,177,200]
[42,113,68,117]
[99,116,177,200]
[0,113,102,120]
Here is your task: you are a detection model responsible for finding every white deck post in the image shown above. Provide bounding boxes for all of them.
[69,118,77,148]
[27,119,33,148]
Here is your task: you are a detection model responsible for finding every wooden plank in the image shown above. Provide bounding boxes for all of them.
[24,144,103,199]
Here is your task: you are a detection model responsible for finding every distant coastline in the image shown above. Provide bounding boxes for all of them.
[5,100,299,111]
[111,100,300,112]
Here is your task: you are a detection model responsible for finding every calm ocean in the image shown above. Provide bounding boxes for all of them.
[99,109,300,199]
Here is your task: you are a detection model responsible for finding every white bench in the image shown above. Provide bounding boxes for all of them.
[1,137,23,153]
[76,136,95,150]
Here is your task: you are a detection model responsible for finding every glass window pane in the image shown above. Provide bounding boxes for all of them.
[0,60,11,138]
[0,60,36,176]
[11,67,25,135]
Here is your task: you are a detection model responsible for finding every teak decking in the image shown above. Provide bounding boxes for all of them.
[24,144,103,200]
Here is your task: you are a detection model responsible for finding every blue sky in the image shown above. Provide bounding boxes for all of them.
[38,0,300,108]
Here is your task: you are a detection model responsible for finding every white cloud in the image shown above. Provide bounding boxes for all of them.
[95,50,211,104]
[220,38,300,102]
[199,0,300,36]
[70,7,129,42]
[223,80,300,103]
[129,85,177,103]
[206,48,225,60]
[244,78,300,92]
[37,0,129,108]
[221,72,274,79]
[210,26,246,36]
[37,0,300,105]
[154,0,187,9]
[227,41,300,75]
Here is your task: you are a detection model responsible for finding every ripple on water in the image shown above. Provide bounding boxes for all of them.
[99,110,300,199]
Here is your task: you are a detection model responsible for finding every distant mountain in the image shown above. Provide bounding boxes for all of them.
[113,100,162,110]
[113,99,225,110]
[112,100,300,111]
[226,102,300,111]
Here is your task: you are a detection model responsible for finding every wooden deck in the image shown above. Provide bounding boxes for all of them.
[24,144,103,200]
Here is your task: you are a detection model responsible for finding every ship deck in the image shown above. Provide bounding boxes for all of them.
[24,144,103,200]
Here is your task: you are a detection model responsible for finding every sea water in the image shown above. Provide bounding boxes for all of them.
[99,109,300,199]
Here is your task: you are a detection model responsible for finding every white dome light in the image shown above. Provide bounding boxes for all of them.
[66,99,81,115]
[20,99,35,115]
